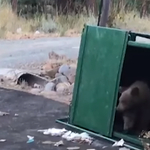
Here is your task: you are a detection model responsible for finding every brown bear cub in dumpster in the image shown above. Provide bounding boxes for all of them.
[117,81,150,134]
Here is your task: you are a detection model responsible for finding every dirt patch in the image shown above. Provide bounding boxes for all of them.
[0,52,77,105]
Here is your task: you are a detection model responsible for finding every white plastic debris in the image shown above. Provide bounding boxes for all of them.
[0,139,6,142]
[112,139,124,147]
[80,132,92,141]
[42,140,64,146]
[27,135,34,143]
[62,131,92,144]
[0,111,9,116]
[62,131,81,141]
[119,147,130,150]
[42,141,55,144]
[67,147,80,150]
[54,140,64,147]
[38,128,93,144]
[16,28,22,33]
[34,83,41,88]
[35,30,40,34]
[14,114,19,117]
[27,135,34,140]
[62,131,72,139]
[38,128,67,136]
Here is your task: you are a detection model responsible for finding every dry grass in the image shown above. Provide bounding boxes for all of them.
[0,3,96,39]
[1,2,150,39]
[113,10,150,33]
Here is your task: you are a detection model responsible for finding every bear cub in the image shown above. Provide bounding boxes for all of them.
[117,81,150,134]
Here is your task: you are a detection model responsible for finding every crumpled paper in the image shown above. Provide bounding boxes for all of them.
[112,139,124,147]
[38,128,93,144]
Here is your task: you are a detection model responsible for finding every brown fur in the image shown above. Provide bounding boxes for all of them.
[117,81,150,133]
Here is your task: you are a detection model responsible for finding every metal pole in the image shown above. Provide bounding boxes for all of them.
[98,0,111,27]
[97,0,103,26]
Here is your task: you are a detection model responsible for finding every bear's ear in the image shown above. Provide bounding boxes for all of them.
[131,87,139,96]
[119,86,128,93]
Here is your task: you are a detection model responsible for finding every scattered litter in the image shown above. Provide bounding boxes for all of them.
[38,128,67,136]
[62,131,93,144]
[54,140,64,147]
[35,30,40,34]
[27,135,34,143]
[0,139,6,142]
[42,140,64,147]
[16,28,22,34]
[62,131,81,141]
[34,83,41,88]
[80,132,93,143]
[62,130,72,138]
[112,139,124,147]
[119,147,130,150]
[42,141,55,144]
[0,111,9,116]
[38,128,93,144]
[102,146,107,149]
[67,147,80,150]
[14,114,19,117]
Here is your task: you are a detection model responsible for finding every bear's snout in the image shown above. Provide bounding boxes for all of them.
[116,104,124,112]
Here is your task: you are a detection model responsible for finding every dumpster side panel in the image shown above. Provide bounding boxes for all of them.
[70,25,128,136]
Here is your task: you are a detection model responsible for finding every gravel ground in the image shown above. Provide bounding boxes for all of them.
[0,36,150,70]
[0,37,80,69]
[0,36,150,98]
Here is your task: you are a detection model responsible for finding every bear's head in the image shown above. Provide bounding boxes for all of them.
[117,87,140,112]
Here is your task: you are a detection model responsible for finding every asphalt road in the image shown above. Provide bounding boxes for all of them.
[0,87,120,150]
[0,37,80,69]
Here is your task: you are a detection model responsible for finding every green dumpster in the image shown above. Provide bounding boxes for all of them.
[56,25,150,150]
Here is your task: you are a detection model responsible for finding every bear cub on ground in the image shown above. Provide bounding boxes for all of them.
[117,81,150,134]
